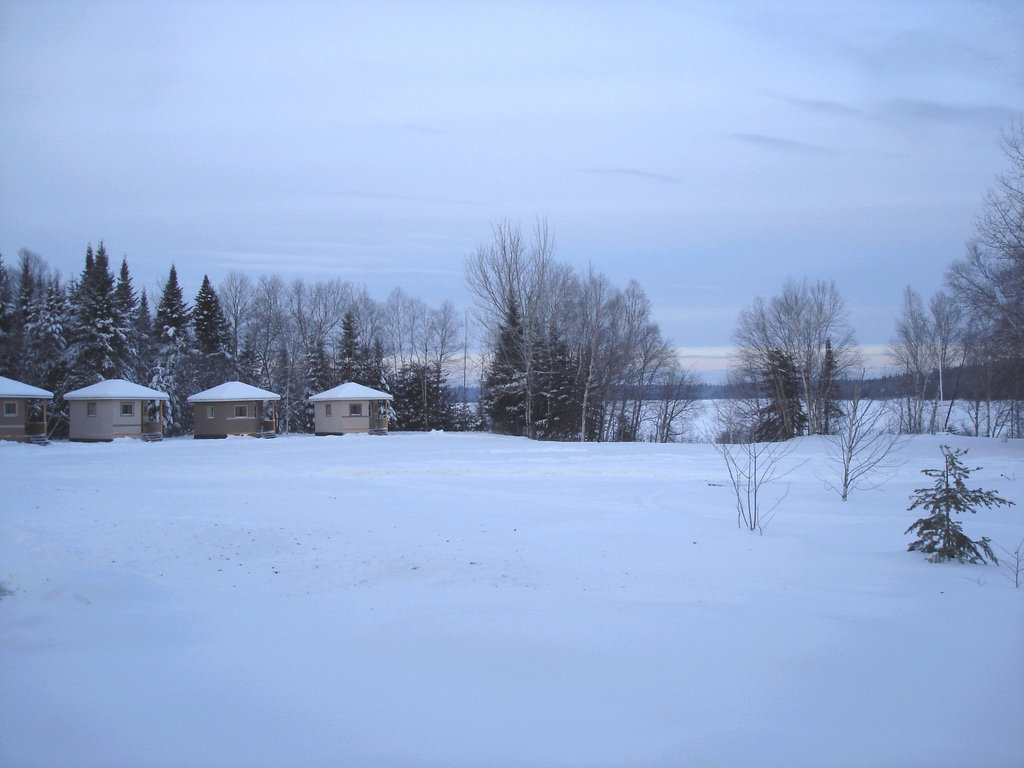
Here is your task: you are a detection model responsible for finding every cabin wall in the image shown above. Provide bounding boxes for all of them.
[0,399,26,441]
[313,400,370,434]
[313,399,389,434]
[111,400,144,436]
[70,400,115,441]
[192,401,259,437]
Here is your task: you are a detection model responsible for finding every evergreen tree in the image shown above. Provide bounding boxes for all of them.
[151,265,195,435]
[302,339,333,432]
[24,279,69,435]
[236,333,259,385]
[15,252,36,368]
[482,300,527,435]
[755,348,807,441]
[0,253,11,376]
[113,257,140,380]
[905,446,1015,563]
[65,242,121,389]
[271,345,296,434]
[335,311,360,382]
[391,362,456,431]
[817,337,843,435]
[532,329,581,440]
[153,265,190,342]
[362,336,389,392]
[192,275,232,389]
[134,289,155,384]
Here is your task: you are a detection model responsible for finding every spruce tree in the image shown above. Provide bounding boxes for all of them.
[236,333,259,385]
[25,279,69,434]
[192,275,232,389]
[66,242,120,388]
[271,345,294,434]
[113,257,140,380]
[25,279,68,386]
[362,336,389,392]
[482,300,527,435]
[134,289,154,385]
[302,339,333,432]
[533,329,581,440]
[817,337,843,435]
[15,252,36,367]
[0,252,13,376]
[336,311,360,382]
[151,265,195,435]
[906,446,1015,563]
[154,265,190,342]
[391,362,455,431]
[755,348,806,441]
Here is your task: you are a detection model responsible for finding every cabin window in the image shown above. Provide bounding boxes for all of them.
[325,403,332,416]
[86,402,97,417]
[3,402,16,417]
[233,405,248,418]
[207,406,215,419]
[349,403,362,417]
[120,402,134,417]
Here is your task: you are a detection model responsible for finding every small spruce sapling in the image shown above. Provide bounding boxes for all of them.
[905,445,1015,564]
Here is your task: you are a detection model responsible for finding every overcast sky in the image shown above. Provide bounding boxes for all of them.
[1,1,1022,376]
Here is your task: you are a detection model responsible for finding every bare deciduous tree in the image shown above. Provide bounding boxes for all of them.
[948,122,1024,361]
[824,382,905,502]
[652,365,702,443]
[733,278,859,438]
[711,412,800,534]
[946,122,1024,436]
[219,271,253,369]
[890,287,965,434]
[891,286,934,434]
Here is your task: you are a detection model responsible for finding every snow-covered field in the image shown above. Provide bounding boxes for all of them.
[1,432,1022,768]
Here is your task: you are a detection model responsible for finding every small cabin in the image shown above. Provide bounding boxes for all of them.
[309,382,393,435]
[0,375,54,443]
[64,379,169,442]
[188,381,280,438]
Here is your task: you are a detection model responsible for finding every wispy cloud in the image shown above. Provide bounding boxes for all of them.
[728,133,833,155]
[197,250,460,278]
[760,90,863,118]
[581,168,681,184]
[877,99,1019,128]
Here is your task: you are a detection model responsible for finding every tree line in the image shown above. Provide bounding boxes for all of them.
[0,245,474,436]
[0,224,702,441]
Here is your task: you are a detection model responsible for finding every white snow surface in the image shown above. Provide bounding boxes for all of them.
[1,432,1021,768]
[63,378,170,401]
[0,375,53,399]
[187,381,282,403]
[309,381,394,401]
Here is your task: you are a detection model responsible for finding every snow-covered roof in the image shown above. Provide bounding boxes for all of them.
[0,375,53,399]
[309,382,393,402]
[64,379,170,401]
[187,381,281,402]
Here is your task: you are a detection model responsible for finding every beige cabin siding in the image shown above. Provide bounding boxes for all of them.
[313,400,370,433]
[312,399,388,434]
[0,400,25,440]
[70,399,116,441]
[69,399,159,441]
[192,401,260,437]
[111,401,143,434]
